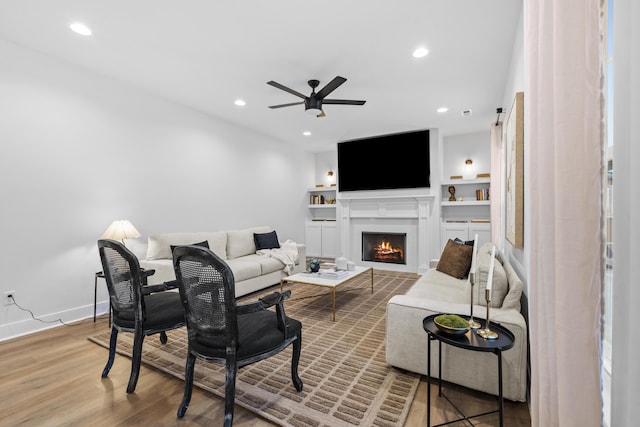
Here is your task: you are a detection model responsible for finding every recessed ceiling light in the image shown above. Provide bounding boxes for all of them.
[303,131,311,136]
[412,47,429,58]
[234,99,246,106]
[70,22,92,36]
[437,107,448,113]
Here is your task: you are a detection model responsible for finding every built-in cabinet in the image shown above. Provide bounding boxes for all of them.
[439,133,492,249]
[441,221,491,250]
[305,187,338,258]
[304,221,338,258]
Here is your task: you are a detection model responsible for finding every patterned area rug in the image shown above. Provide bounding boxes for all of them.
[88,270,420,426]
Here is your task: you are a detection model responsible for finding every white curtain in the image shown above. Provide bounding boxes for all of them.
[526,1,604,426]
[490,123,502,246]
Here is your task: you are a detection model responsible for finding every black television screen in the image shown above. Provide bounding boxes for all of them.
[337,129,430,191]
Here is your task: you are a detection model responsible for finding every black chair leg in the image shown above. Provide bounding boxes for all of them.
[177,353,196,418]
[126,329,145,394]
[291,333,303,392]
[159,331,168,344]
[102,326,119,378]
[224,358,237,427]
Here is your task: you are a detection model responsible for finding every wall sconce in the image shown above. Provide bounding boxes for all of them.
[463,159,474,179]
[326,170,336,186]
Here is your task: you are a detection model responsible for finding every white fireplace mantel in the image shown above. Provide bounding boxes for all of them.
[338,194,435,273]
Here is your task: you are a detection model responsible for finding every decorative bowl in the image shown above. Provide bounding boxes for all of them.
[434,314,470,335]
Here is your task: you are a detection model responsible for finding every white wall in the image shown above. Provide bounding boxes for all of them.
[610,0,640,424]
[0,40,311,340]
[499,7,527,289]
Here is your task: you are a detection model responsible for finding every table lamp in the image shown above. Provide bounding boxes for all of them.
[101,220,141,245]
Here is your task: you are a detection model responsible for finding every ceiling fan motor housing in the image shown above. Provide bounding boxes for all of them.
[305,97,322,114]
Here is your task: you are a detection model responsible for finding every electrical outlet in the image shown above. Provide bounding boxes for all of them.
[3,291,15,306]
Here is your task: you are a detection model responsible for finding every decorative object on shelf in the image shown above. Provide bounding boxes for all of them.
[308,258,321,273]
[450,175,463,179]
[448,185,456,201]
[325,199,336,204]
[315,184,325,188]
[477,245,499,340]
[468,235,481,329]
[505,91,524,248]
[477,173,491,178]
[475,189,489,200]
[101,220,141,245]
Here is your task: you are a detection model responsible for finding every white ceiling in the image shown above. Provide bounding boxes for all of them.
[0,0,522,152]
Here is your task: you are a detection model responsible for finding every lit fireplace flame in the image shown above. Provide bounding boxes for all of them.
[374,240,403,258]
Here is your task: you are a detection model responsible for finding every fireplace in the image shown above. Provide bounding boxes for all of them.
[362,232,406,265]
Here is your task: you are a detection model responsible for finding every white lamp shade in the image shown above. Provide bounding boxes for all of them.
[101,220,141,241]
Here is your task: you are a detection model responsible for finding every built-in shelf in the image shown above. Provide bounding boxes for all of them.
[441,178,490,185]
[441,200,490,206]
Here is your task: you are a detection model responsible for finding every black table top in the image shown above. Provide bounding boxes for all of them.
[423,314,515,353]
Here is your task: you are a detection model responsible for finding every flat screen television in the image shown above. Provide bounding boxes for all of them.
[337,129,430,191]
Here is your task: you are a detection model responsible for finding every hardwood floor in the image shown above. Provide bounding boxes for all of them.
[0,316,530,426]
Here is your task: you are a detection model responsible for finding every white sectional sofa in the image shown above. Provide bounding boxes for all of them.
[385,242,528,402]
[137,226,306,297]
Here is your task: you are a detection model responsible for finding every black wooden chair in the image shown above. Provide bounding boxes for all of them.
[97,239,185,394]
[172,245,303,426]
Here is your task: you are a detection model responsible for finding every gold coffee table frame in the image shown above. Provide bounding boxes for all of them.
[280,266,373,321]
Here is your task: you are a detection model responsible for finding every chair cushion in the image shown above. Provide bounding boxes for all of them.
[436,239,473,279]
[113,291,184,331]
[192,309,301,360]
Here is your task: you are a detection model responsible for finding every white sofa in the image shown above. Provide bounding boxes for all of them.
[385,242,528,402]
[137,226,306,297]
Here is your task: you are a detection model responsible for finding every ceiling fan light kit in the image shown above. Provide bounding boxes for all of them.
[267,76,366,117]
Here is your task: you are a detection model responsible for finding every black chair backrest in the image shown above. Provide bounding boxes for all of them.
[172,245,238,349]
[97,239,143,319]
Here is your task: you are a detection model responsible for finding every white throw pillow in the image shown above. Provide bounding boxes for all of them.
[474,242,509,308]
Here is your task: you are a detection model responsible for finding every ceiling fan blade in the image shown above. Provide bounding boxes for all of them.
[268,101,304,109]
[322,99,367,105]
[267,81,307,99]
[315,76,347,99]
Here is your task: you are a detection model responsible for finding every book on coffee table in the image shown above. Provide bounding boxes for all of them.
[318,268,349,280]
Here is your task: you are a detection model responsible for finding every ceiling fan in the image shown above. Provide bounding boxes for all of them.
[267,76,366,117]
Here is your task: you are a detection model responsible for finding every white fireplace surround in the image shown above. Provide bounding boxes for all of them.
[338,194,436,273]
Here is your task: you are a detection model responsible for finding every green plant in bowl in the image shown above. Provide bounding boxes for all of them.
[434,314,470,335]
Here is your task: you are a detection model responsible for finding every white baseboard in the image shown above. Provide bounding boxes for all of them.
[0,301,109,342]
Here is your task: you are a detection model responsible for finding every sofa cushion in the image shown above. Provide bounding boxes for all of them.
[225,258,263,282]
[407,269,469,303]
[241,253,285,275]
[254,230,280,250]
[436,239,473,279]
[146,232,227,260]
[226,226,271,259]
[170,240,209,253]
[475,242,509,307]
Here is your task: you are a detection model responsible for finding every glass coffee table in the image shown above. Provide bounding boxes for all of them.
[280,266,373,321]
